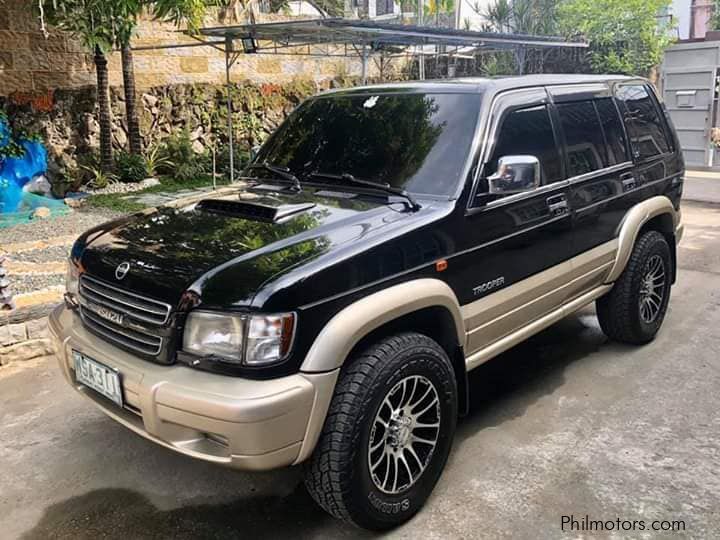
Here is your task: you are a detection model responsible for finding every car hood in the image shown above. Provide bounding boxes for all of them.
[75,187,417,308]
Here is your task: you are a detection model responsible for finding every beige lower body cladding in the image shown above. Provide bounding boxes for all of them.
[48,305,339,471]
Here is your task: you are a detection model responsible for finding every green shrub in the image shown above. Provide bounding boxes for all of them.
[158,129,206,182]
[212,143,250,179]
[115,151,147,183]
[144,144,174,178]
[81,164,117,190]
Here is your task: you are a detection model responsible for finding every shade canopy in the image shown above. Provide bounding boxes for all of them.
[196,17,587,53]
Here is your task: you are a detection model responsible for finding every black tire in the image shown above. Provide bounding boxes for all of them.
[597,230,673,344]
[304,332,458,530]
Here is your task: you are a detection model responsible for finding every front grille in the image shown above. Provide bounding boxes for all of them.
[78,274,171,357]
[80,275,170,325]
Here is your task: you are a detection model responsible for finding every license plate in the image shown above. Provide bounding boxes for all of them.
[73,351,123,407]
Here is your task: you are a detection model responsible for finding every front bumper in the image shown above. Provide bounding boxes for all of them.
[49,305,338,471]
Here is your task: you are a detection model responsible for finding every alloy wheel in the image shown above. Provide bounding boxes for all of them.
[639,254,666,324]
[368,375,441,494]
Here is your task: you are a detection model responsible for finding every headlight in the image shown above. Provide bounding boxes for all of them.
[66,259,80,296]
[245,314,296,366]
[182,311,295,366]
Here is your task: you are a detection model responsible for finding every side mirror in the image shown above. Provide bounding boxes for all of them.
[487,155,540,195]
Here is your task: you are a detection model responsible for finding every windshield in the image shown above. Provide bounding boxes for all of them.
[252,92,482,197]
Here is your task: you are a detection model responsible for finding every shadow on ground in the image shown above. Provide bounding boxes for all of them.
[457,311,616,438]
[22,484,367,540]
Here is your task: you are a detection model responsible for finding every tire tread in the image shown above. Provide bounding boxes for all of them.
[303,332,453,528]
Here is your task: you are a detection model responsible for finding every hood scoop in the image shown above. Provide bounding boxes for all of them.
[196,199,316,223]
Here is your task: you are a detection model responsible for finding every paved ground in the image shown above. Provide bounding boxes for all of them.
[684,170,720,205]
[2,201,720,539]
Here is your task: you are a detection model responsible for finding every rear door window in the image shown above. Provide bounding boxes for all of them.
[594,98,630,165]
[615,85,671,160]
[556,100,607,177]
[488,105,563,184]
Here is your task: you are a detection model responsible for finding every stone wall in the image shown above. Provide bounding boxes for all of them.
[0,317,54,366]
[0,0,370,97]
[0,79,329,182]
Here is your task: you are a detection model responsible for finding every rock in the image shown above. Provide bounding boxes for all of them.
[191,140,205,154]
[0,339,55,365]
[83,113,100,135]
[140,177,161,188]
[190,126,203,141]
[31,207,51,220]
[0,323,27,347]
[113,127,128,147]
[143,94,158,107]
[22,175,52,196]
[26,318,49,340]
[64,197,85,208]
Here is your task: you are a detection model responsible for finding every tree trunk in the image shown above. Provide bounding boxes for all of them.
[121,43,142,155]
[94,46,113,172]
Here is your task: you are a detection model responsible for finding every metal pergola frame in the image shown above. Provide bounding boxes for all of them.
[133,17,588,182]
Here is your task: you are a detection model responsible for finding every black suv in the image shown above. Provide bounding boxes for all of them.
[51,75,684,530]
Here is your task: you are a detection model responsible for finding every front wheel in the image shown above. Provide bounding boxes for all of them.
[304,332,458,530]
[597,230,673,344]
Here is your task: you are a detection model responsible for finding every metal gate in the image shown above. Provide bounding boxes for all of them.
[662,41,720,169]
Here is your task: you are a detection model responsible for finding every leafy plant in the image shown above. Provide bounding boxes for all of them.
[0,140,26,161]
[157,129,206,182]
[713,1,720,31]
[0,111,28,161]
[209,143,250,179]
[81,163,118,190]
[144,144,174,177]
[558,0,675,76]
[115,150,147,183]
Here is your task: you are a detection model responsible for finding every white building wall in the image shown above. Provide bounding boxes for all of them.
[456,0,492,30]
[671,0,692,40]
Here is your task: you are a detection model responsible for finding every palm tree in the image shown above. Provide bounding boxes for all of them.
[113,1,210,156]
[426,0,455,26]
[40,0,116,171]
[471,0,560,73]
[113,1,144,155]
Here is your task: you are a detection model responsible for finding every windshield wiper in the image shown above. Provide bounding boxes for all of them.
[307,172,421,211]
[246,162,302,192]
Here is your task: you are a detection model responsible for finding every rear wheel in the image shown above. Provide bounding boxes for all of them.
[304,332,457,530]
[597,230,672,344]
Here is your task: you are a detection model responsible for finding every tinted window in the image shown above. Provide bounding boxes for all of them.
[487,105,563,184]
[557,100,607,177]
[595,98,630,165]
[615,85,671,159]
[253,92,481,197]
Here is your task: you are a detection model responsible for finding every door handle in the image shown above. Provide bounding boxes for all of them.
[546,194,569,216]
[620,172,636,191]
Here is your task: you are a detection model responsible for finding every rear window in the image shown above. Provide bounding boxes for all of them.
[615,85,672,160]
[557,100,608,177]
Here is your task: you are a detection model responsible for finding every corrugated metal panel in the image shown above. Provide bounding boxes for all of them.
[662,42,720,167]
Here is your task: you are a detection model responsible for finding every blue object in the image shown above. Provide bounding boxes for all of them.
[0,116,53,219]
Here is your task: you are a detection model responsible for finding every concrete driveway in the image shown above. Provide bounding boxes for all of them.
[2,201,719,539]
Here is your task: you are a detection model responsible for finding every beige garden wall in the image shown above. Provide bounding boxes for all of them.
[0,0,368,97]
